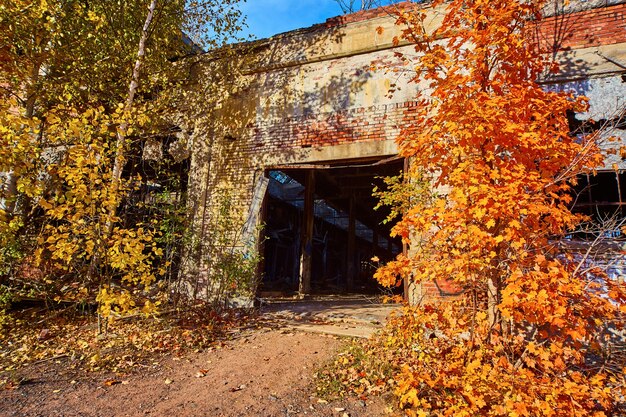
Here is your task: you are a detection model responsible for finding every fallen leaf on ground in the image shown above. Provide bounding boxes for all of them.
[103,379,121,386]
[195,369,209,378]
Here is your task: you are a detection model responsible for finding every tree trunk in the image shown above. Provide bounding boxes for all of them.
[97,0,157,334]
[3,59,42,217]
[107,0,157,231]
[487,276,500,330]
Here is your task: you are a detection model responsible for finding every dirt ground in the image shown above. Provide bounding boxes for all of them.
[0,299,395,417]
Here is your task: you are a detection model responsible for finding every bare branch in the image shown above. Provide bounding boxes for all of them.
[334,0,379,13]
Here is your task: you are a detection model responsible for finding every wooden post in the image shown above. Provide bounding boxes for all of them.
[586,173,593,216]
[616,170,622,219]
[372,229,378,254]
[346,193,356,291]
[403,157,410,302]
[299,170,315,296]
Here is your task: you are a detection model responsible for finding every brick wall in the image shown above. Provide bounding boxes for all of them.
[536,2,626,50]
[234,3,626,156]
[187,1,626,301]
[234,2,626,157]
[323,1,415,27]
[241,102,419,152]
[322,1,626,51]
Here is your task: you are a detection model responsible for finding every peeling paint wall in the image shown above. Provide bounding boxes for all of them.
[548,75,626,169]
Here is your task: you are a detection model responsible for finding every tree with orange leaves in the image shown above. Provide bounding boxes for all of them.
[373,0,626,415]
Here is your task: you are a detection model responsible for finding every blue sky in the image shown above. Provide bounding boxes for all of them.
[238,0,368,39]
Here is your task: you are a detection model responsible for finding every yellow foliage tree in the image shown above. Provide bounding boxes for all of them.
[373,0,626,415]
[0,0,244,322]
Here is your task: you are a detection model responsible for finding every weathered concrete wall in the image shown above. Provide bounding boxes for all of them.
[179,1,626,301]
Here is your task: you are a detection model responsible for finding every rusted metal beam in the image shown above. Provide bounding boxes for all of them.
[346,192,356,291]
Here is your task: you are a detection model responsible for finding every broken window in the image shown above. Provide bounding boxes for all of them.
[570,171,626,238]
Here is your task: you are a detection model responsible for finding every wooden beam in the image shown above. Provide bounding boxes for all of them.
[299,170,315,296]
[346,192,356,291]
[617,171,623,218]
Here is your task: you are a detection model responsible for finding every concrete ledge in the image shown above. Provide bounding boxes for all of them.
[261,138,399,167]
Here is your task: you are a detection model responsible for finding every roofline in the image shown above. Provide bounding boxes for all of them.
[194,0,626,63]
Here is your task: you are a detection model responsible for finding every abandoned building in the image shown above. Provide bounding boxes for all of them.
[165,0,626,303]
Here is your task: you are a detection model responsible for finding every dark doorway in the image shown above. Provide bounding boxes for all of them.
[260,157,404,296]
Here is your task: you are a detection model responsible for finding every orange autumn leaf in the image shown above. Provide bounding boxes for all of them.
[368,0,626,416]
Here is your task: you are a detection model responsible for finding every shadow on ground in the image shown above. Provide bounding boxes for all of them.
[260,295,400,338]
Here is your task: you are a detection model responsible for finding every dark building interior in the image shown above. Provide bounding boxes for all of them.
[570,171,626,237]
[260,157,404,295]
